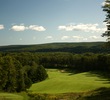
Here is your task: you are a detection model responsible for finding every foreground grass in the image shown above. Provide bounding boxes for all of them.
[29,69,110,94]
[1,69,110,100]
[0,92,29,100]
[28,87,110,100]
[0,93,23,100]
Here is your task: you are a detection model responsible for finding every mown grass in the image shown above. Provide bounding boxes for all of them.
[29,69,110,94]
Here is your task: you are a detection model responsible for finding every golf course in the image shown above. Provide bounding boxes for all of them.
[29,69,110,93]
[1,69,110,100]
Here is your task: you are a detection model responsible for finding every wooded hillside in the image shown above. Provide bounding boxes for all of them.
[0,42,109,53]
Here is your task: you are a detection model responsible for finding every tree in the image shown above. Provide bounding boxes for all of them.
[0,56,17,92]
[0,57,8,91]
[36,65,48,82]
[14,60,26,92]
[102,0,110,42]
[27,62,39,83]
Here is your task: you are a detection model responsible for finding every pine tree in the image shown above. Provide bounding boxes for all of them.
[102,0,110,42]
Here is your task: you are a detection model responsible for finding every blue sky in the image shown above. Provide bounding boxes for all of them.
[0,0,107,45]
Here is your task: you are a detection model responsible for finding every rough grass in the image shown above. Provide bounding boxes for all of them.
[0,92,29,100]
[29,69,110,94]
[0,93,24,100]
[28,87,110,100]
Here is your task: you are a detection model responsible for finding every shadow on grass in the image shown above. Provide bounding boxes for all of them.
[84,71,110,84]
[67,70,110,99]
[66,68,110,83]
[84,87,110,100]
[65,69,86,75]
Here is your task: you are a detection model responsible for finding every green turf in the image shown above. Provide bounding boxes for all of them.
[0,93,24,100]
[29,69,110,94]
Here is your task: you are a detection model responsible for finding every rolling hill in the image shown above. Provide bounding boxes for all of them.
[0,42,109,53]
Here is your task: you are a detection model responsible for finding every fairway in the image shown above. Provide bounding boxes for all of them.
[29,69,110,94]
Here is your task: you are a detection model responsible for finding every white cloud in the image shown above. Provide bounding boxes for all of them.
[83,38,88,41]
[58,26,66,30]
[0,25,4,30]
[29,25,46,31]
[72,36,83,39]
[11,25,27,31]
[61,36,70,40]
[72,36,86,42]
[89,36,99,39]
[60,35,103,42]
[45,36,53,40]
[58,23,106,33]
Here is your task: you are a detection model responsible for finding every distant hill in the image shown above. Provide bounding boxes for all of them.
[0,42,109,53]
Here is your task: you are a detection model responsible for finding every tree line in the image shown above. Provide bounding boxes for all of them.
[6,52,110,72]
[37,52,110,72]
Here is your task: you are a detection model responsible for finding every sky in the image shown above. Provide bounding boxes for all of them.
[0,0,107,46]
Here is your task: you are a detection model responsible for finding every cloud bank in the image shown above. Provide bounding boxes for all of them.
[61,35,102,41]
[58,23,106,33]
